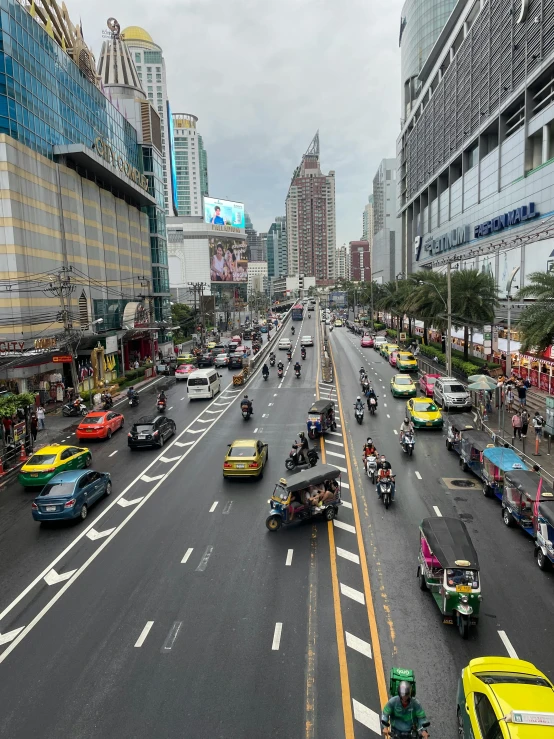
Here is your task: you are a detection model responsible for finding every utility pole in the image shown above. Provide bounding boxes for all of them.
[505,267,520,377]
[446,261,452,376]
[138,276,157,365]
[48,268,79,392]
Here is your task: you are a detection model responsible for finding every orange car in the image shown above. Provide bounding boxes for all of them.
[76,411,125,441]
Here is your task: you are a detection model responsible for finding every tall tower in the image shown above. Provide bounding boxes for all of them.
[171,113,209,217]
[121,26,177,216]
[285,132,336,284]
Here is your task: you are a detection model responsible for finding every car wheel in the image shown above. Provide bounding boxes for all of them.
[537,548,551,571]
[483,483,492,498]
[502,507,515,527]
[106,429,112,440]
[266,515,282,531]
[158,435,165,448]
[79,504,88,521]
[105,481,112,496]
[446,440,452,451]
[418,567,427,591]
[85,454,92,468]
[120,419,124,429]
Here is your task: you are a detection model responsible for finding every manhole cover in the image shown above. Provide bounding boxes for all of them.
[451,479,476,488]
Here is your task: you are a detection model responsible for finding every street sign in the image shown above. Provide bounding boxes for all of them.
[52,355,73,363]
[399,332,407,341]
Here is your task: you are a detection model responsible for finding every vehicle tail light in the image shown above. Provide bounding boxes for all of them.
[153,431,159,437]
[128,432,132,437]
[248,462,259,468]
[31,502,38,510]
[44,467,56,473]
[223,462,232,468]
[64,498,76,508]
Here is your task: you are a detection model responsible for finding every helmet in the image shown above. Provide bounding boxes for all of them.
[405,417,409,424]
[244,394,249,399]
[299,431,305,439]
[357,396,361,401]
[398,681,412,700]
[367,438,373,445]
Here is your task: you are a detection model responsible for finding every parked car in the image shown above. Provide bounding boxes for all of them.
[31,469,111,522]
[361,335,374,348]
[128,416,177,449]
[76,411,124,441]
[433,376,472,411]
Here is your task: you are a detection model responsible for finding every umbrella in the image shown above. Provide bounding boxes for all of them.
[468,379,497,391]
[468,374,497,388]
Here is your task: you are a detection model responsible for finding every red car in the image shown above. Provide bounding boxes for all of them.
[175,364,195,381]
[389,350,399,367]
[76,411,125,441]
[235,345,251,356]
[361,335,374,348]
[419,373,441,397]
[231,335,241,343]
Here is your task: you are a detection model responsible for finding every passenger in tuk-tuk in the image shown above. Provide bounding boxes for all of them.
[288,489,306,522]
[446,568,479,589]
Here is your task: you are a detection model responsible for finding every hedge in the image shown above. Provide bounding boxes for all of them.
[426,340,500,370]
[417,344,481,377]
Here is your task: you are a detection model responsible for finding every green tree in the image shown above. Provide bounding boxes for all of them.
[375,281,406,331]
[171,303,194,344]
[516,271,554,352]
[451,269,498,361]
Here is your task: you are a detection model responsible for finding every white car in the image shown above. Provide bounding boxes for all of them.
[278,338,292,350]
[301,336,314,346]
[325,319,331,325]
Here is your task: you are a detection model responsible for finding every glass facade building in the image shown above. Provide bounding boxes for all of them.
[143,143,170,323]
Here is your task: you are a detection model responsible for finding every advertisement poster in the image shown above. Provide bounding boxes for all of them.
[209,237,248,283]
[204,197,245,229]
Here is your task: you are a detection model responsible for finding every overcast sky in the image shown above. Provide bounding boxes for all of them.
[80,0,403,244]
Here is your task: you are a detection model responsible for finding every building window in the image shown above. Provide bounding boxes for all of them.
[156,74,162,83]
[79,292,89,328]
[135,52,141,63]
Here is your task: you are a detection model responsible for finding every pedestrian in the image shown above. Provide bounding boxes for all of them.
[30,413,38,443]
[2,415,12,441]
[505,387,514,413]
[521,408,529,438]
[512,411,522,440]
[36,405,45,430]
[517,381,527,407]
[533,411,545,456]
[485,391,493,416]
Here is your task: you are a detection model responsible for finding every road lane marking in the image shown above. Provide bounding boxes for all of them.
[337,547,360,564]
[327,450,346,459]
[140,474,164,482]
[340,583,365,605]
[109,450,118,457]
[326,439,344,447]
[345,632,372,659]
[174,441,194,447]
[209,502,218,513]
[268,402,274,406]
[383,403,387,408]
[393,430,398,435]
[272,622,283,650]
[134,621,154,648]
[415,471,422,479]
[498,630,519,659]
[204,409,223,414]
[86,527,116,541]
[168,406,173,411]
[352,700,381,733]
[433,506,442,517]
[262,413,268,418]
[186,428,205,434]
[196,418,215,424]
[341,481,350,489]
[334,520,356,534]
[44,568,76,586]
[342,500,353,509]
[222,501,233,515]
[161,621,182,652]
[160,456,180,463]
[329,431,342,437]
[180,397,185,400]
[331,464,348,474]
[386,414,390,418]
[0,627,25,646]
[253,427,258,432]
[181,548,194,564]
[196,545,214,572]
[117,497,144,507]
[285,549,293,566]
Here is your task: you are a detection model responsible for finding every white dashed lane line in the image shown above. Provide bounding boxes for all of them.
[336,547,360,564]
[415,471,422,480]
[209,502,218,513]
[181,548,193,564]
[134,621,154,648]
[272,622,283,651]
[285,549,293,566]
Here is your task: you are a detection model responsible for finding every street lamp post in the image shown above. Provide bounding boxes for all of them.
[505,267,520,378]
[446,262,452,377]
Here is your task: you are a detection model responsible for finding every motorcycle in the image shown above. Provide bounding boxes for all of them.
[365,454,377,484]
[157,399,166,413]
[354,404,364,424]
[301,349,306,360]
[277,367,284,379]
[128,393,139,408]
[377,476,395,510]
[368,396,377,415]
[263,371,269,382]
[381,720,430,739]
[401,431,415,456]
[62,402,88,417]
[291,326,295,335]
[269,356,276,367]
[285,445,319,471]
[295,367,301,379]
[101,394,113,410]
[287,352,292,362]
[241,402,252,420]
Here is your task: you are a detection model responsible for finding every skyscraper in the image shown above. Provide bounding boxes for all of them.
[171,113,209,217]
[334,244,350,280]
[121,26,177,216]
[362,195,374,243]
[245,212,264,261]
[286,132,336,284]
[372,159,400,283]
[267,216,287,278]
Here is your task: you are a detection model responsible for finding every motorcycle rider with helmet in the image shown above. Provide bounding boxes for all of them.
[362,437,378,471]
[293,431,309,465]
[399,417,415,443]
[381,680,429,738]
[241,394,253,415]
[262,363,269,379]
[366,385,378,409]
[294,360,301,376]
[127,386,138,403]
[354,396,364,413]
[269,352,276,366]
[376,455,395,500]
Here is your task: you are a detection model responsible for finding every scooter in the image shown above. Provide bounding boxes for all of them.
[354,404,364,424]
[295,367,301,379]
[263,371,269,382]
[401,432,415,456]
[291,326,295,335]
[101,394,113,410]
[128,394,139,408]
[301,349,306,360]
[285,445,319,471]
[368,396,377,415]
[365,454,377,484]
[269,356,276,367]
[62,402,88,417]
[241,402,252,420]
[157,399,166,413]
[277,367,284,379]
[287,352,292,362]
[377,476,395,510]
[381,719,430,739]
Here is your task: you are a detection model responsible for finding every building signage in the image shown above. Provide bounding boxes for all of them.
[211,224,243,234]
[52,355,73,363]
[94,137,148,192]
[415,226,470,261]
[34,337,57,350]
[0,341,25,354]
[474,203,539,239]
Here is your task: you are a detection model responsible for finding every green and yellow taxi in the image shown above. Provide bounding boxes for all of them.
[390,373,417,398]
[457,656,554,738]
[406,398,443,428]
[334,319,343,327]
[381,343,399,359]
[177,352,197,365]
[223,439,269,479]
[18,444,92,488]
[207,341,217,350]
[396,351,418,372]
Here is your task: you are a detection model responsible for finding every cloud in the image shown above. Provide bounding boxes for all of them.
[81,0,403,242]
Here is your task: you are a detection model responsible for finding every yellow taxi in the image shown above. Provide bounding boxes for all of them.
[334,320,343,327]
[177,353,197,365]
[396,351,418,372]
[223,439,269,479]
[390,373,417,398]
[207,341,217,350]
[457,656,554,738]
[381,343,399,359]
[406,398,443,428]
[18,444,92,488]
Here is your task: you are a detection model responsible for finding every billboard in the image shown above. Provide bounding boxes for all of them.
[209,237,248,283]
[205,197,245,229]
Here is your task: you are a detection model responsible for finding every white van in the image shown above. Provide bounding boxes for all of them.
[187,368,222,400]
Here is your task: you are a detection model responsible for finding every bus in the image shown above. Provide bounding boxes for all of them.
[291,303,304,321]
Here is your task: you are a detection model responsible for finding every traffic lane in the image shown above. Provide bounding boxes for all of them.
[0,348,344,739]
[333,330,554,727]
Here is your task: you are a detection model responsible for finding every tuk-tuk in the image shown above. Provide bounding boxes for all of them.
[502,470,554,532]
[307,399,336,438]
[459,430,494,477]
[417,517,481,639]
[535,501,554,571]
[266,464,342,531]
[445,413,475,454]
[482,447,528,501]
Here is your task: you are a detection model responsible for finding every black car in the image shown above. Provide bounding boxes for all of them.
[228,353,243,369]
[197,353,214,368]
[242,328,252,340]
[128,416,177,449]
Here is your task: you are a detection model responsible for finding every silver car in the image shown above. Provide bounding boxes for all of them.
[214,353,229,368]
[301,336,314,346]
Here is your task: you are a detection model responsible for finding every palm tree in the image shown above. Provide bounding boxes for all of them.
[516,271,554,352]
[376,281,406,331]
[451,269,498,361]
[405,271,448,345]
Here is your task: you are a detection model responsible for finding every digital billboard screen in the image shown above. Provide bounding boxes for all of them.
[209,237,248,283]
[205,197,245,229]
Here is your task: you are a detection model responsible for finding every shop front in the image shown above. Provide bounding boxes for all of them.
[0,353,71,408]
[514,351,554,394]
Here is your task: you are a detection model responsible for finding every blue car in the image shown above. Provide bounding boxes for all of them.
[31,469,112,523]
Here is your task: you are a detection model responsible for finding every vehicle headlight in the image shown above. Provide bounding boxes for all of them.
[461,595,469,603]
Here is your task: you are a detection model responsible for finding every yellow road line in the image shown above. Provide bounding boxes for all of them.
[330,343,389,707]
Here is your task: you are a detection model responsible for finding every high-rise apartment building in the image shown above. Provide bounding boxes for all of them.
[245,212,264,261]
[372,159,400,284]
[335,244,350,280]
[286,132,336,284]
[350,241,371,282]
[172,114,209,217]
[122,26,177,216]
[362,195,374,243]
[267,216,288,278]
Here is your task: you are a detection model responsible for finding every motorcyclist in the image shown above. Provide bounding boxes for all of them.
[294,361,301,375]
[157,390,166,403]
[293,431,309,464]
[262,363,269,378]
[277,360,284,372]
[287,349,292,362]
[301,346,306,358]
[399,417,415,443]
[354,396,364,414]
[291,325,295,335]
[127,386,137,400]
[376,455,395,499]
[381,680,429,738]
[362,437,378,470]
[359,367,366,380]
[241,394,253,415]
[269,352,276,366]
[366,385,378,409]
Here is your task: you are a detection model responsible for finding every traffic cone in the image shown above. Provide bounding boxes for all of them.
[19,444,28,462]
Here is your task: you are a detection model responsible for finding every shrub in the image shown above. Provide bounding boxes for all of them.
[386,329,398,339]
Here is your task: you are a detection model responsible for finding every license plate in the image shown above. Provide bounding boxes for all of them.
[30,473,38,477]
[426,422,433,426]
[45,506,56,512]
[138,435,146,439]
[456,585,472,593]
[236,464,245,469]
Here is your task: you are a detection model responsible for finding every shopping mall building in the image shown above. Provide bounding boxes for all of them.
[0,0,170,400]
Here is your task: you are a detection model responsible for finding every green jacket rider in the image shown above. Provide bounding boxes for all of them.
[381,681,429,737]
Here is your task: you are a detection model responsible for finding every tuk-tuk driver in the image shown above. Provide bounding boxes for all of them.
[381,681,429,738]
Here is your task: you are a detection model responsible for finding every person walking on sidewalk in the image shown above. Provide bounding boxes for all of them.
[505,386,515,413]
[517,380,527,407]
[36,405,45,430]
[512,411,523,440]
[30,413,38,443]
[521,408,529,438]
[533,412,545,456]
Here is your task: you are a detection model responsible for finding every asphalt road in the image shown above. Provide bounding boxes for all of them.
[330,326,554,738]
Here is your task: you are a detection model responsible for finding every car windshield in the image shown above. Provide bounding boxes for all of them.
[401,354,416,361]
[228,445,256,457]
[395,377,412,385]
[80,417,103,424]
[414,402,438,412]
[134,424,155,433]
[426,377,438,386]
[302,337,312,341]
[475,673,552,687]
[40,482,76,497]
[445,384,466,393]
[28,453,57,465]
